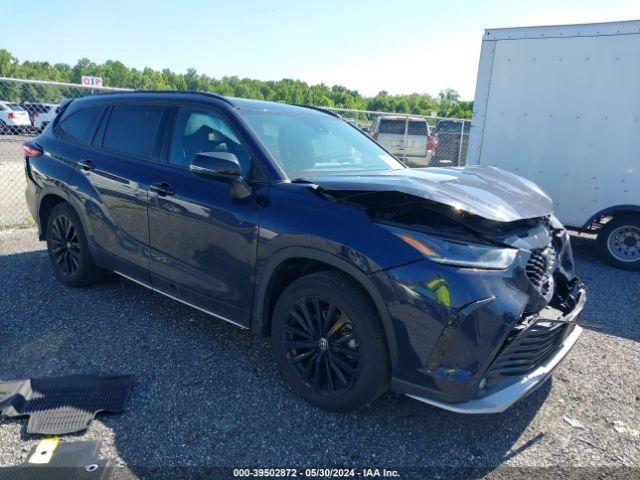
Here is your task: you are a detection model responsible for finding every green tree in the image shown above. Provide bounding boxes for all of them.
[0,49,472,118]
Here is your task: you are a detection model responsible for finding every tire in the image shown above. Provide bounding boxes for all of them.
[271,271,390,412]
[596,215,640,270]
[46,202,106,286]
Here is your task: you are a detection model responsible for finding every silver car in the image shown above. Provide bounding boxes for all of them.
[0,101,31,134]
[370,115,433,166]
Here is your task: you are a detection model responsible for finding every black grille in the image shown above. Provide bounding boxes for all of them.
[485,322,570,378]
[526,245,556,299]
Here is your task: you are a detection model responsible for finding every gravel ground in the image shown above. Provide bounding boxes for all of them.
[0,228,638,479]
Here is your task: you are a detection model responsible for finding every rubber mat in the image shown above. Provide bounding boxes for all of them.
[0,374,132,435]
[0,439,109,480]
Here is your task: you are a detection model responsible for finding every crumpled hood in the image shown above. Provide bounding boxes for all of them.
[309,166,553,222]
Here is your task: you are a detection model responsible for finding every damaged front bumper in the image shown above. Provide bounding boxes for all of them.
[404,287,586,414]
[375,219,586,412]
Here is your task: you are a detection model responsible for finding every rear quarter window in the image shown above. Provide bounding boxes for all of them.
[103,105,164,158]
[59,106,106,145]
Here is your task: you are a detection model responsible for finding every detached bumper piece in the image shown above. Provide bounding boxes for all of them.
[0,440,109,480]
[408,288,586,414]
[0,374,132,435]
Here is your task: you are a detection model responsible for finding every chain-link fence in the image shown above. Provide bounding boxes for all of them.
[0,77,470,230]
[0,77,130,229]
[322,107,470,168]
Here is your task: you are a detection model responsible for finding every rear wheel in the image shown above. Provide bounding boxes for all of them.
[596,215,640,270]
[271,271,390,411]
[46,202,106,286]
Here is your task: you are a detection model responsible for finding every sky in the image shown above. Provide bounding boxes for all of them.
[2,0,640,100]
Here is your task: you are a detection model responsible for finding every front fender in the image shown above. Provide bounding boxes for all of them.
[251,245,402,369]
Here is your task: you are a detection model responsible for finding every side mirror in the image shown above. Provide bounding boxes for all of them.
[189,151,252,200]
[189,151,242,179]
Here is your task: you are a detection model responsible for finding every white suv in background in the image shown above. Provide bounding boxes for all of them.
[370,115,435,166]
[0,101,31,134]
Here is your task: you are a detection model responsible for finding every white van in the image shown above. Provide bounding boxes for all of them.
[467,20,640,270]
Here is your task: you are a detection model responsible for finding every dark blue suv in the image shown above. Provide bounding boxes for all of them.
[23,92,586,413]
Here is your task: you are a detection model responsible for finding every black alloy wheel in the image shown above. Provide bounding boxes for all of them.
[271,271,390,411]
[46,202,106,287]
[49,213,81,276]
[284,297,362,396]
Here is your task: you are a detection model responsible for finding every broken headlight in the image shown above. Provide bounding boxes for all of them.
[387,227,518,270]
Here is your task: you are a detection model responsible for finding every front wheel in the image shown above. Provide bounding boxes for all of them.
[596,215,640,270]
[271,271,390,412]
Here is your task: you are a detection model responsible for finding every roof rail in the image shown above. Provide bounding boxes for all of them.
[85,89,234,106]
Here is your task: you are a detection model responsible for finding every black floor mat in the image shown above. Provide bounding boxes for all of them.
[0,440,110,480]
[0,374,132,435]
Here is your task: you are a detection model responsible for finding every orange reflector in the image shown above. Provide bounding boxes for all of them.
[397,234,438,257]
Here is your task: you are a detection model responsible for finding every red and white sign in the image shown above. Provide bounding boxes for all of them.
[81,75,103,88]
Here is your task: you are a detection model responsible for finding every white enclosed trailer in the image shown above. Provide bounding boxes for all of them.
[467,20,640,269]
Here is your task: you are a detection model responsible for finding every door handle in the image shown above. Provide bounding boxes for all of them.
[79,159,95,171]
[150,181,175,196]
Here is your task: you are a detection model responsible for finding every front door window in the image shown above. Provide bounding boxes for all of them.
[169,108,252,177]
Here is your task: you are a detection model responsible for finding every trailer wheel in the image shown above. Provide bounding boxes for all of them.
[597,215,640,270]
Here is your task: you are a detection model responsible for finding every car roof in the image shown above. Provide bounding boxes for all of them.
[67,91,331,117]
[23,102,58,106]
[0,101,22,109]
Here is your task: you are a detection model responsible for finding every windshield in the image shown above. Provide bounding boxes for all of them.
[238,109,404,179]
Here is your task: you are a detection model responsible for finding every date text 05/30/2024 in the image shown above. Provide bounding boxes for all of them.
[233,468,400,477]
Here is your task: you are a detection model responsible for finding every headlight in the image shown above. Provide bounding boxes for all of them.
[387,227,517,270]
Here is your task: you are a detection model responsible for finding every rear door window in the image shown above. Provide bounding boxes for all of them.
[436,121,458,133]
[435,121,470,134]
[59,106,106,145]
[378,119,405,135]
[103,105,164,158]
